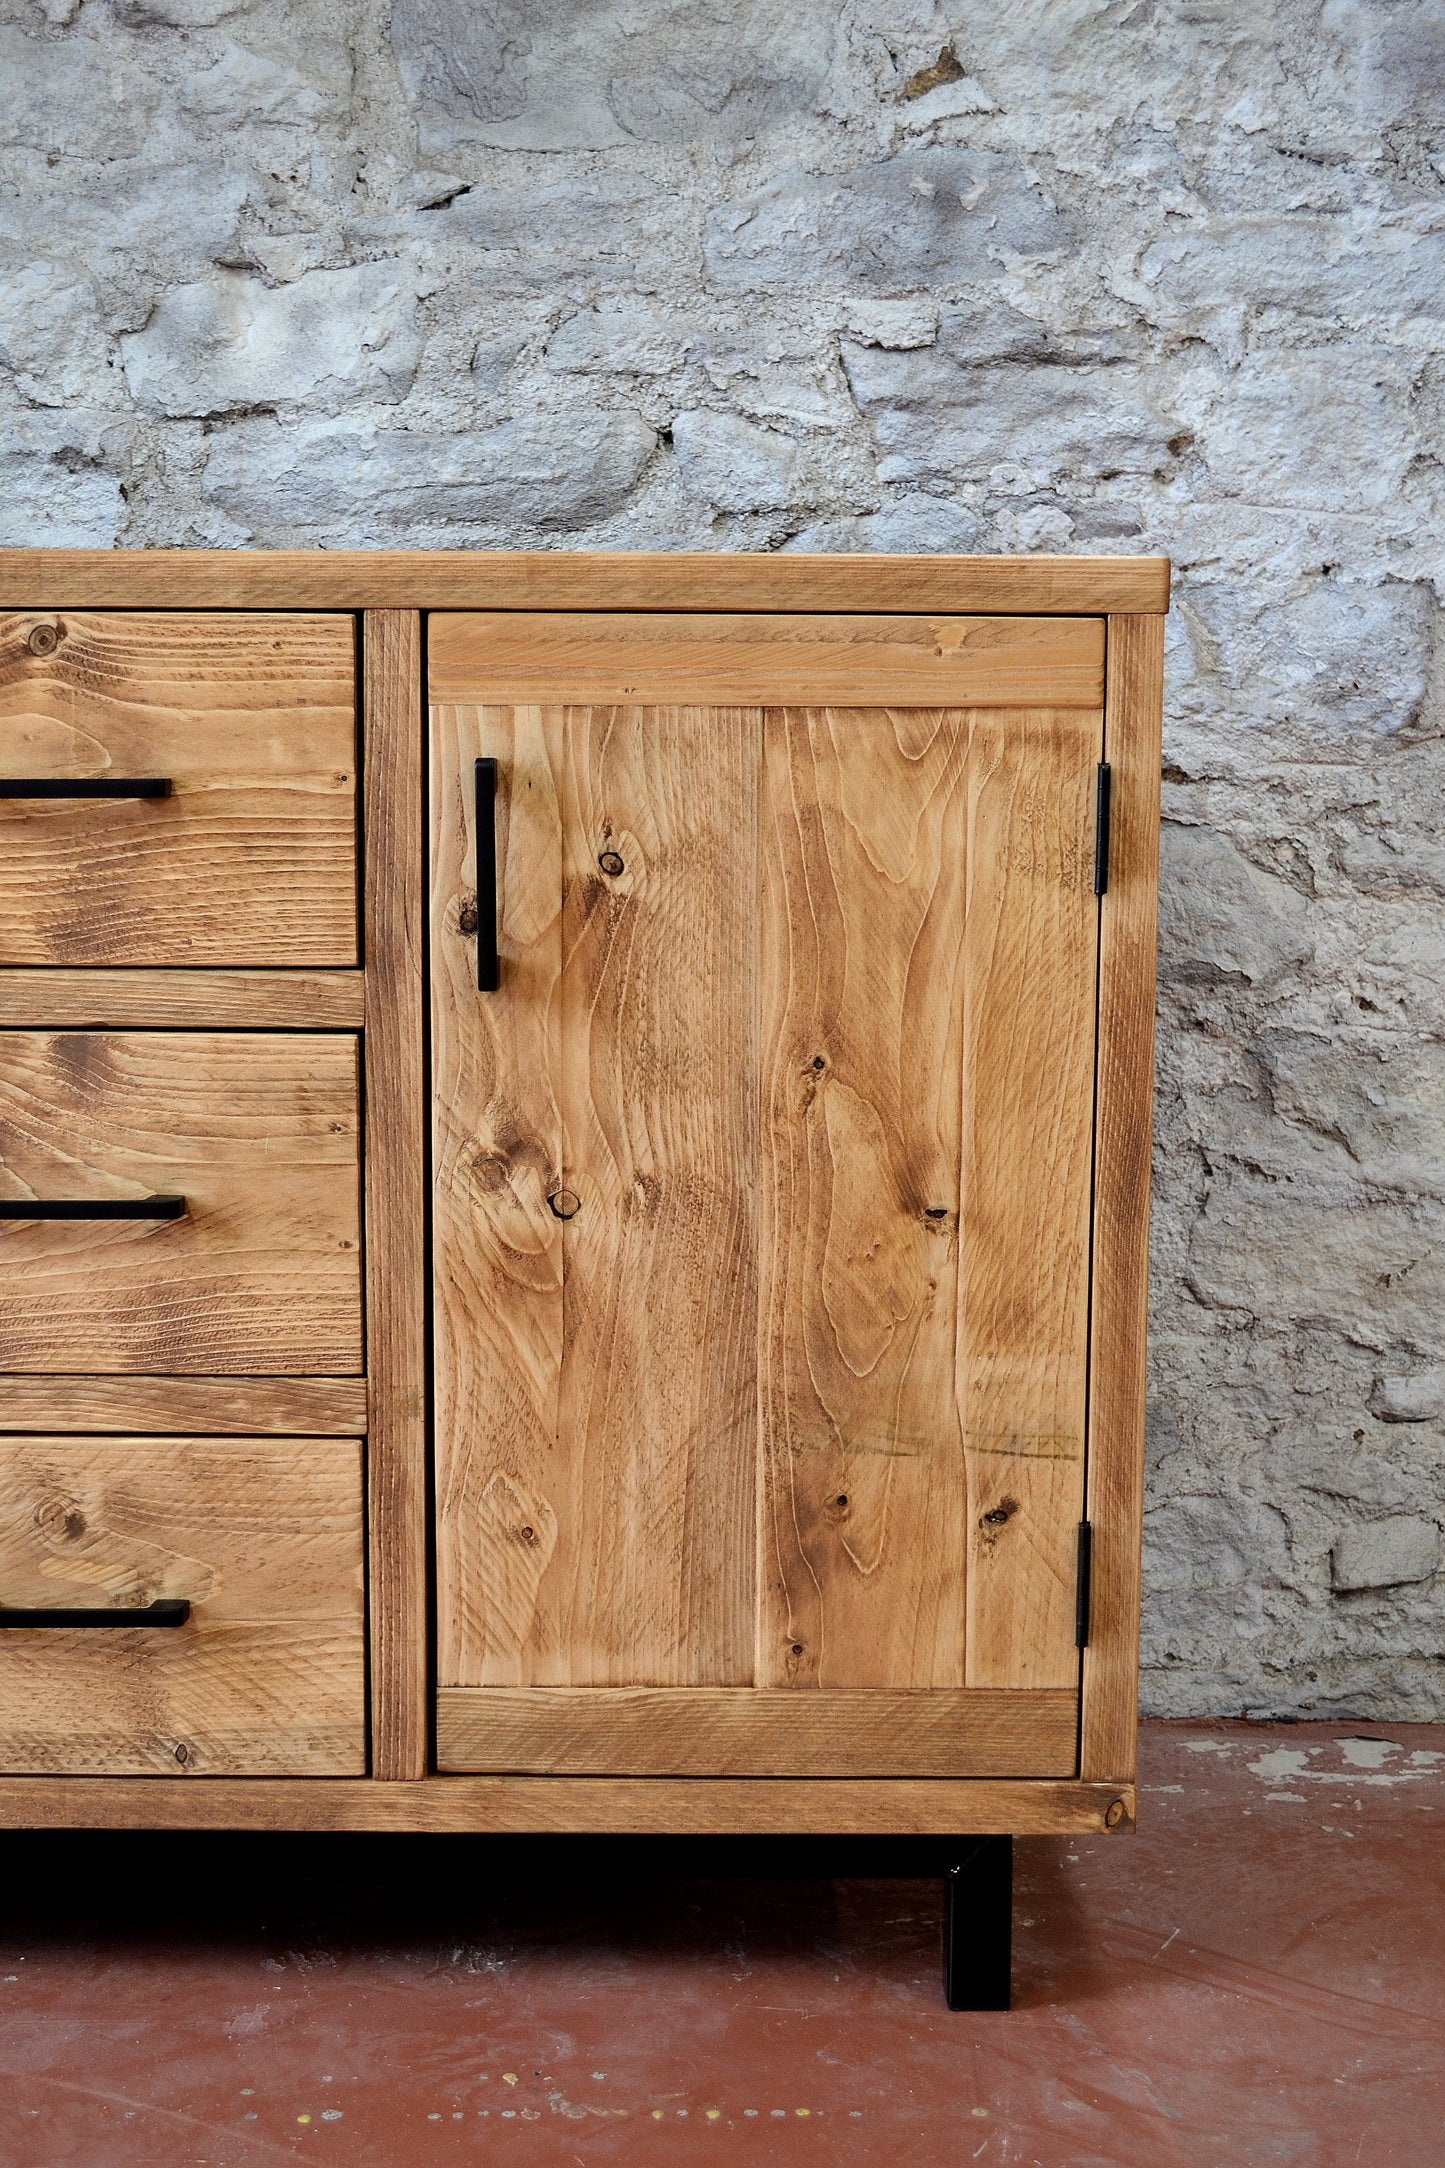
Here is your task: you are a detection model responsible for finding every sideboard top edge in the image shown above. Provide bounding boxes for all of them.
[0,550,1171,615]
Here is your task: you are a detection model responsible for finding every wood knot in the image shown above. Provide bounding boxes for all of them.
[35,1497,86,1545]
[1105,1798,1129,1830]
[548,1188,581,1220]
[26,621,61,657]
[597,850,625,877]
[457,892,479,935]
[981,1497,1019,1531]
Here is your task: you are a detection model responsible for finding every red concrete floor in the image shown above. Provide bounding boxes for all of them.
[0,1720,1440,2167]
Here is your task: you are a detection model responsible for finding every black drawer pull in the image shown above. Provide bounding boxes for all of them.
[0,1196,186,1220]
[0,778,173,798]
[475,756,500,992]
[0,1599,190,1628]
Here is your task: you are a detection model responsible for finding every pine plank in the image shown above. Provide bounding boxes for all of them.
[548,703,758,1686]
[429,613,1105,707]
[0,1376,367,1433]
[0,969,365,1030]
[759,705,970,1688]
[0,1774,1134,1834]
[0,1031,363,1373]
[435,702,760,1687]
[960,712,1102,1688]
[432,701,566,1687]
[436,1687,1076,1776]
[0,612,357,967]
[0,1436,364,1775]
[0,551,1170,616]
[1081,616,1164,1783]
[362,613,429,1778]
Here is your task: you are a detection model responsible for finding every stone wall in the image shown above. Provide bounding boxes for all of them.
[2,0,1441,1715]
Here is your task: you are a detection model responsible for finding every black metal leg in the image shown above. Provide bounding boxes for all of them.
[943,1836,1012,2010]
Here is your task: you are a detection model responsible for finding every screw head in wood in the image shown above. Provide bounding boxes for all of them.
[548,1188,581,1220]
[598,850,625,876]
[26,622,60,656]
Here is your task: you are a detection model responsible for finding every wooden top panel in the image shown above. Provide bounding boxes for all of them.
[428,612,1106,707]
[0,551,1170,616]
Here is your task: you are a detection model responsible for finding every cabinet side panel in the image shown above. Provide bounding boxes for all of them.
[363,610,429,1779]
[1080,615,1162,1783]
[433,702,565,1688]
[961,710,1102,1688]
[758,706,970,1688]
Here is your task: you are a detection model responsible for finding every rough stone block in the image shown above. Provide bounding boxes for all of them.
[844,347,1174,486]
[546,304,688,377]
[1371,1371,1445,1423]
[203,409,658,538]
[121,264,421,417]
[1195,350,1420,513]
[706,149,1069,293]
[672,409,800,512]
[0,415,125,548]
[1331,1516,1440,1592]
[1159,823,1314,988]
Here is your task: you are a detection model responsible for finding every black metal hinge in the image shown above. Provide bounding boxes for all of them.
[1093,764,1112,896]
[1075,1520,1093,1648]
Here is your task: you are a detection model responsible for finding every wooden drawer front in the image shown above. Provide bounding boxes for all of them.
[0,1032,363,1373]
[0,1437,365,1775]
[0,612,357,965]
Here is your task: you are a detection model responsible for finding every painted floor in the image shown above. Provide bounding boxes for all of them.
[0,1720,1440,2166]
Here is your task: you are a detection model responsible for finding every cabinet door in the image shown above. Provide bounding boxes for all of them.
[430,612,1105,1778]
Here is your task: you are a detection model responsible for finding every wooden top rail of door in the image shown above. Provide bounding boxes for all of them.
[427,611,1106,706]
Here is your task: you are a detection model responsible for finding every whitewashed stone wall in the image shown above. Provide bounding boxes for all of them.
[2,0,1442,1716]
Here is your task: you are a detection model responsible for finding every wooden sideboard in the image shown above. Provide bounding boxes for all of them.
[0,551,1166,2007]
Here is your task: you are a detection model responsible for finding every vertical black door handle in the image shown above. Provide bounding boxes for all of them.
[474,757,500,992]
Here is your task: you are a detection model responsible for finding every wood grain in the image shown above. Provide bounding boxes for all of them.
[759,705,970,1688]
[0,1775,1134,1835]
[0,612,357,966]
[436,1687,1075,1776]
[0,1376,367,1433]
[435,615,1109,1745]
[1081,616,1163,1783]
[434,701,759,1686]
[960,712,1102,1688]
[0,1031,363,1373]
[0,970,365,1030]
[0,1436,365,1775]
[361,612,429,1780]
[432,699,566,1687]
[0,551,1170,616]
[429,613,1105,707]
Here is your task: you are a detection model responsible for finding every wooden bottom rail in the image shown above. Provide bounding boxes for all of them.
[0,1777,1135,1836]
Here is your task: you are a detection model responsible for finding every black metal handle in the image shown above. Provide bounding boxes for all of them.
[0,1196,185,1220]
[0,1599,190,1628]
[475,756,500,992]
[0,778,173,798]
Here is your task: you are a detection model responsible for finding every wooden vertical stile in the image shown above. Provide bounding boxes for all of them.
[362,612,429,1778]
[1080,614,1164,1783]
